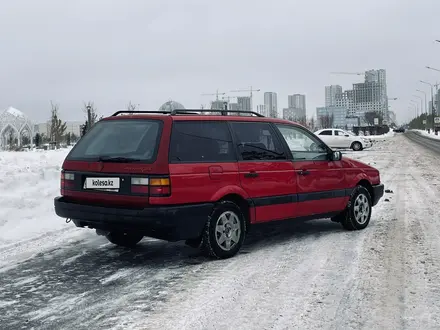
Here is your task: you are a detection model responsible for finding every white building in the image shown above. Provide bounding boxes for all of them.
[237,97,251,111]
[288,94,306,112]
[332,69,389,124]
[316,106,348,128]
[34,121,83,137]
[264,92,278,118]
[283,107,306,121]
[325,85,342,107]
[256,104,268,117]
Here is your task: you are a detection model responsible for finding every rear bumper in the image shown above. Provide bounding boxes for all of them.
[372,184,384,206]
[54,197,213,241]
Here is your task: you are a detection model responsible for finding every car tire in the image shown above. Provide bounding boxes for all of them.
[201,200,246,259]
[351,141,363,151]
[340,186,372,231]
[105,232,144,248]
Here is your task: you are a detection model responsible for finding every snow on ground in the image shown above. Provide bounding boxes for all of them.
[362,130,395,141]
[2,135,440,329]
[0,147,87,268]
[412,129,440,140]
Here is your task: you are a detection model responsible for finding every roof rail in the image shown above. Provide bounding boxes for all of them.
[111,110,171,116]
[111,109,265,117]
[170,109,265,117]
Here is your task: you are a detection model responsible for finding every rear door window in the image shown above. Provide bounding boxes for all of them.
[169,121,236,162]
[318,130,332,135]
[230,122,287,161]
[67,119,162,162]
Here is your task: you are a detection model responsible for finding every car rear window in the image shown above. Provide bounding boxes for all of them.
[67,119,162,162]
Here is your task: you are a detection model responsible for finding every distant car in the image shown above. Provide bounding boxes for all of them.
[393,127,405,133]
[314,128,373,151]
[54,111,384,259]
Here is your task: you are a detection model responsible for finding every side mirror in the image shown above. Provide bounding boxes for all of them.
[331,151,342,161]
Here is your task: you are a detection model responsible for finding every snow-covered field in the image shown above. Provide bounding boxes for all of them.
[0,148,87,268]
[1,135,440,329]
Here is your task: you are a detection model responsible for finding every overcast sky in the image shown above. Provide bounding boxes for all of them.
[1,0,440,124]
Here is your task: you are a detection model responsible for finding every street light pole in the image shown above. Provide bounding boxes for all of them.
[412,95,423,116]
[410,100,419,117]
[416,89,428,115]
[420,80,435,131]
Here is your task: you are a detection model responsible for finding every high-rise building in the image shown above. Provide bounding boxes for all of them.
[264,92,278,118]
[316,106,348,128]
[331,69,389,124]
[282,107,306,121]
[211,100,225,110]
[229,103,239,111]
[237,97,251,111]
[256,104,268,117]
[325,85,342,106]
[288,94,306,112]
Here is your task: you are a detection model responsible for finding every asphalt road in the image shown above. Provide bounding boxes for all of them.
[405,130,440,153]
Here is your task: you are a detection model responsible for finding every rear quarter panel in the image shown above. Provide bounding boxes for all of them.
[149,163,243,205]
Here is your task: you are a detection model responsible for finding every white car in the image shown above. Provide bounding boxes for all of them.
[314,128,373,151]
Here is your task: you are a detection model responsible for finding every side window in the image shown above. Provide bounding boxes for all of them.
[275,124,329,161]
[335,130,345,136]
[230,122,287,161]
[319,130,332,136]
[169,121,236,162]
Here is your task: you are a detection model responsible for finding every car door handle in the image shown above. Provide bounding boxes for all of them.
[298,169,310,176]
[244,171,259,178]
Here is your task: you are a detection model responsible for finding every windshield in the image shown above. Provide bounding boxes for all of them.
[66,119,162,162]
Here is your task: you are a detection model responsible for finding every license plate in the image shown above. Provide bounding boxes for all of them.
[84,177,120,191]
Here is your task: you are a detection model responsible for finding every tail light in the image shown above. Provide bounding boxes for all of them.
[60,171,75,194]
[130,176,171,197]
[149,177,171,197]
[131,177,149,194]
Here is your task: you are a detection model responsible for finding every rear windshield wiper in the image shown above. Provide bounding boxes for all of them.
[98,156,142,163]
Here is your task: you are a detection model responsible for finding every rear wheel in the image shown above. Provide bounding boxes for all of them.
[201,201,246,259]
[105,232,143,248]
[339,186,372,230]
[351,141,363,151]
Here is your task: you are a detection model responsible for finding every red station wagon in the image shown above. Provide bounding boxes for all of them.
[54,109,384,259]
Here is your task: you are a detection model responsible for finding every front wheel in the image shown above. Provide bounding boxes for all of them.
[339,186,372,230]
[105,232,143,248]
[351,141,363,151]
[201,201,246,259]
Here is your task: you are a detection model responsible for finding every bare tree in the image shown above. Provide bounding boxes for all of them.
[364,111,383,126]
[49,101,67,147]
[82,101,103,134]
[309,116,316,130]
[126,101,138,111]
[296,116,307,127]
[319,114,334,129]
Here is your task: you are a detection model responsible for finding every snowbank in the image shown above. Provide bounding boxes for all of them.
[0,148,71,247]
[412,129,440,140]
[361,130,395,140]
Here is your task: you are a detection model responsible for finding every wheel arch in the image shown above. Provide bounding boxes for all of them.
[356,179,374,202]
[350,140,363,150]
[218,193,253,231]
